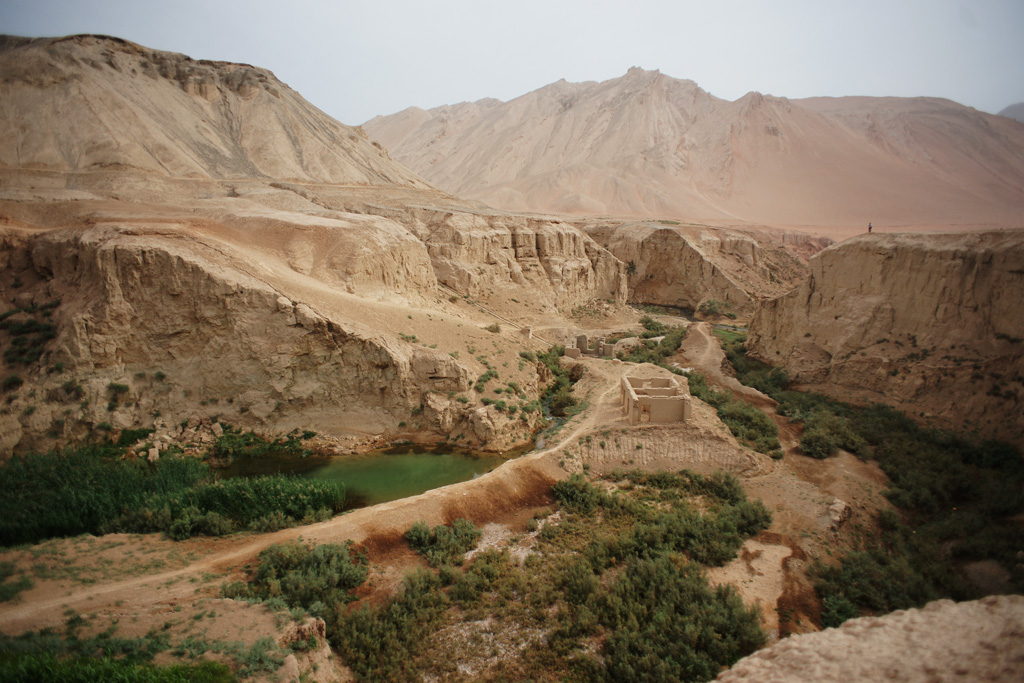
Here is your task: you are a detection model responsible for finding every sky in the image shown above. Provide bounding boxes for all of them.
[2,0,1023,126]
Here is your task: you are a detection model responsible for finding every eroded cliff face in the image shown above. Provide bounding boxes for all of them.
[0,226,536,454]
[747,232,1024,445]
[409,210,626,309]
[581,221,817,316]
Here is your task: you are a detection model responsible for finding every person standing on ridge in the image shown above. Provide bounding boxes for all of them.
[868,222,873,233]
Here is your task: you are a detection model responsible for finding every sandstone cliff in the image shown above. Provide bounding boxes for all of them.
[580,221,821,315]
[747,231,1024,445]
[718,595,1024,682]
[0,225,505,453]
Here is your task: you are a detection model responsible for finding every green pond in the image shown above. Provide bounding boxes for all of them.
[220,444,509,509]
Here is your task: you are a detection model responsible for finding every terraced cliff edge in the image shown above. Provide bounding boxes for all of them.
[747,231,1024,446]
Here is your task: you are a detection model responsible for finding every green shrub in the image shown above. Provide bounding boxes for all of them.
[485,323,501,333]
[598,556,764,682]
[0,445,344,546]
[2,375,22,392]
[211,428,309,459]
[223,540,368,616]
[331,570,447,682]
[639,315,667,335]
[553,473,606,513]
[405,518,481,567]
[0,561,33,602]
[716,399,781,455]
[1,311,58,366]
[0,653,233,683]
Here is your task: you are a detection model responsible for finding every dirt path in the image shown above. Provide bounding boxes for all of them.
[678,322,775,408]
[0,361,631,634]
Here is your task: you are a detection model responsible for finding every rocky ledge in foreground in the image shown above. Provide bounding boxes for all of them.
[718,595,1024,682]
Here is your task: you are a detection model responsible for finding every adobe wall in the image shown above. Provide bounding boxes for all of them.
[621,375,692,425]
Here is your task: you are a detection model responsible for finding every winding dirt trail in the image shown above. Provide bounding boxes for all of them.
[0,361,630,634]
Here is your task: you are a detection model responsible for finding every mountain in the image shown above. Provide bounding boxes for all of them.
[0,34,629,454]
[365,68,1024,228]
[0,34,427,186]
[999,102,1024,124]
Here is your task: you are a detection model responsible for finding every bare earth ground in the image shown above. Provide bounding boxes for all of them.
[0,320,891,679]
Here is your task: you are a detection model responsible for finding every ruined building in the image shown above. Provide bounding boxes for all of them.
[620,376,692,425]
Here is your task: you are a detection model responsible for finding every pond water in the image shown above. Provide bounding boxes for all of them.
[219,444,509,509]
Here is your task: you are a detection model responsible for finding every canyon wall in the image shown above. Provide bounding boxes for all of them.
[747,231,1024,445]
[0,225,537,454]
[582,222,818,315]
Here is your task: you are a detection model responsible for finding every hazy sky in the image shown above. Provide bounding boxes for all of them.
[3,0,1023,125]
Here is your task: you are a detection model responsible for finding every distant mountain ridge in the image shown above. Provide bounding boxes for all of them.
[999,102,1024,124]
[365,68,1024,227]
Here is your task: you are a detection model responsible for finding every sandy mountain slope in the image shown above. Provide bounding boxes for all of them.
[747,230,1024,447]
[0,34,427,187]
[365,68,1024,229]
[999,103,1024,125]
[0,35,632,455]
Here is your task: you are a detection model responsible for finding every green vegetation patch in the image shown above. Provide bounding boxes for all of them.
[211,427,314,460]
[331,470,769,682]
[722,340,1024,625]
[617,324,687,365]
[0,654,233,683]
[1,300,60,367]
[687,373,781,458]
[405,519,482,567]
[538,345,582,417]
[0,441,344,546]
[223,540,368,617]
[0,561,33,602]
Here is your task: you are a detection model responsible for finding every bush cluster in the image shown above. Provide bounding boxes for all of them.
[0,443,344,546]
[1,300,60,367]
[331,570,448,681]
[538,345,581,417]
[405,518,482,567]
[721,340,1024,625]
[223,540,368,617]
[211,427,313,460]
[0,653,233,683]
[687,373,781,457]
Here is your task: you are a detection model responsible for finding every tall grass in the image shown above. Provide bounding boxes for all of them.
[0,444,344,546]
[0,654,233,683]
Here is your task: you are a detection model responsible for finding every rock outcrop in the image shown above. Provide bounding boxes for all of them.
[0,225,497,453]
[747,231,1024,446]
[392,208,626,309]
[581,221,819,315]
[717,595,1024,682]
